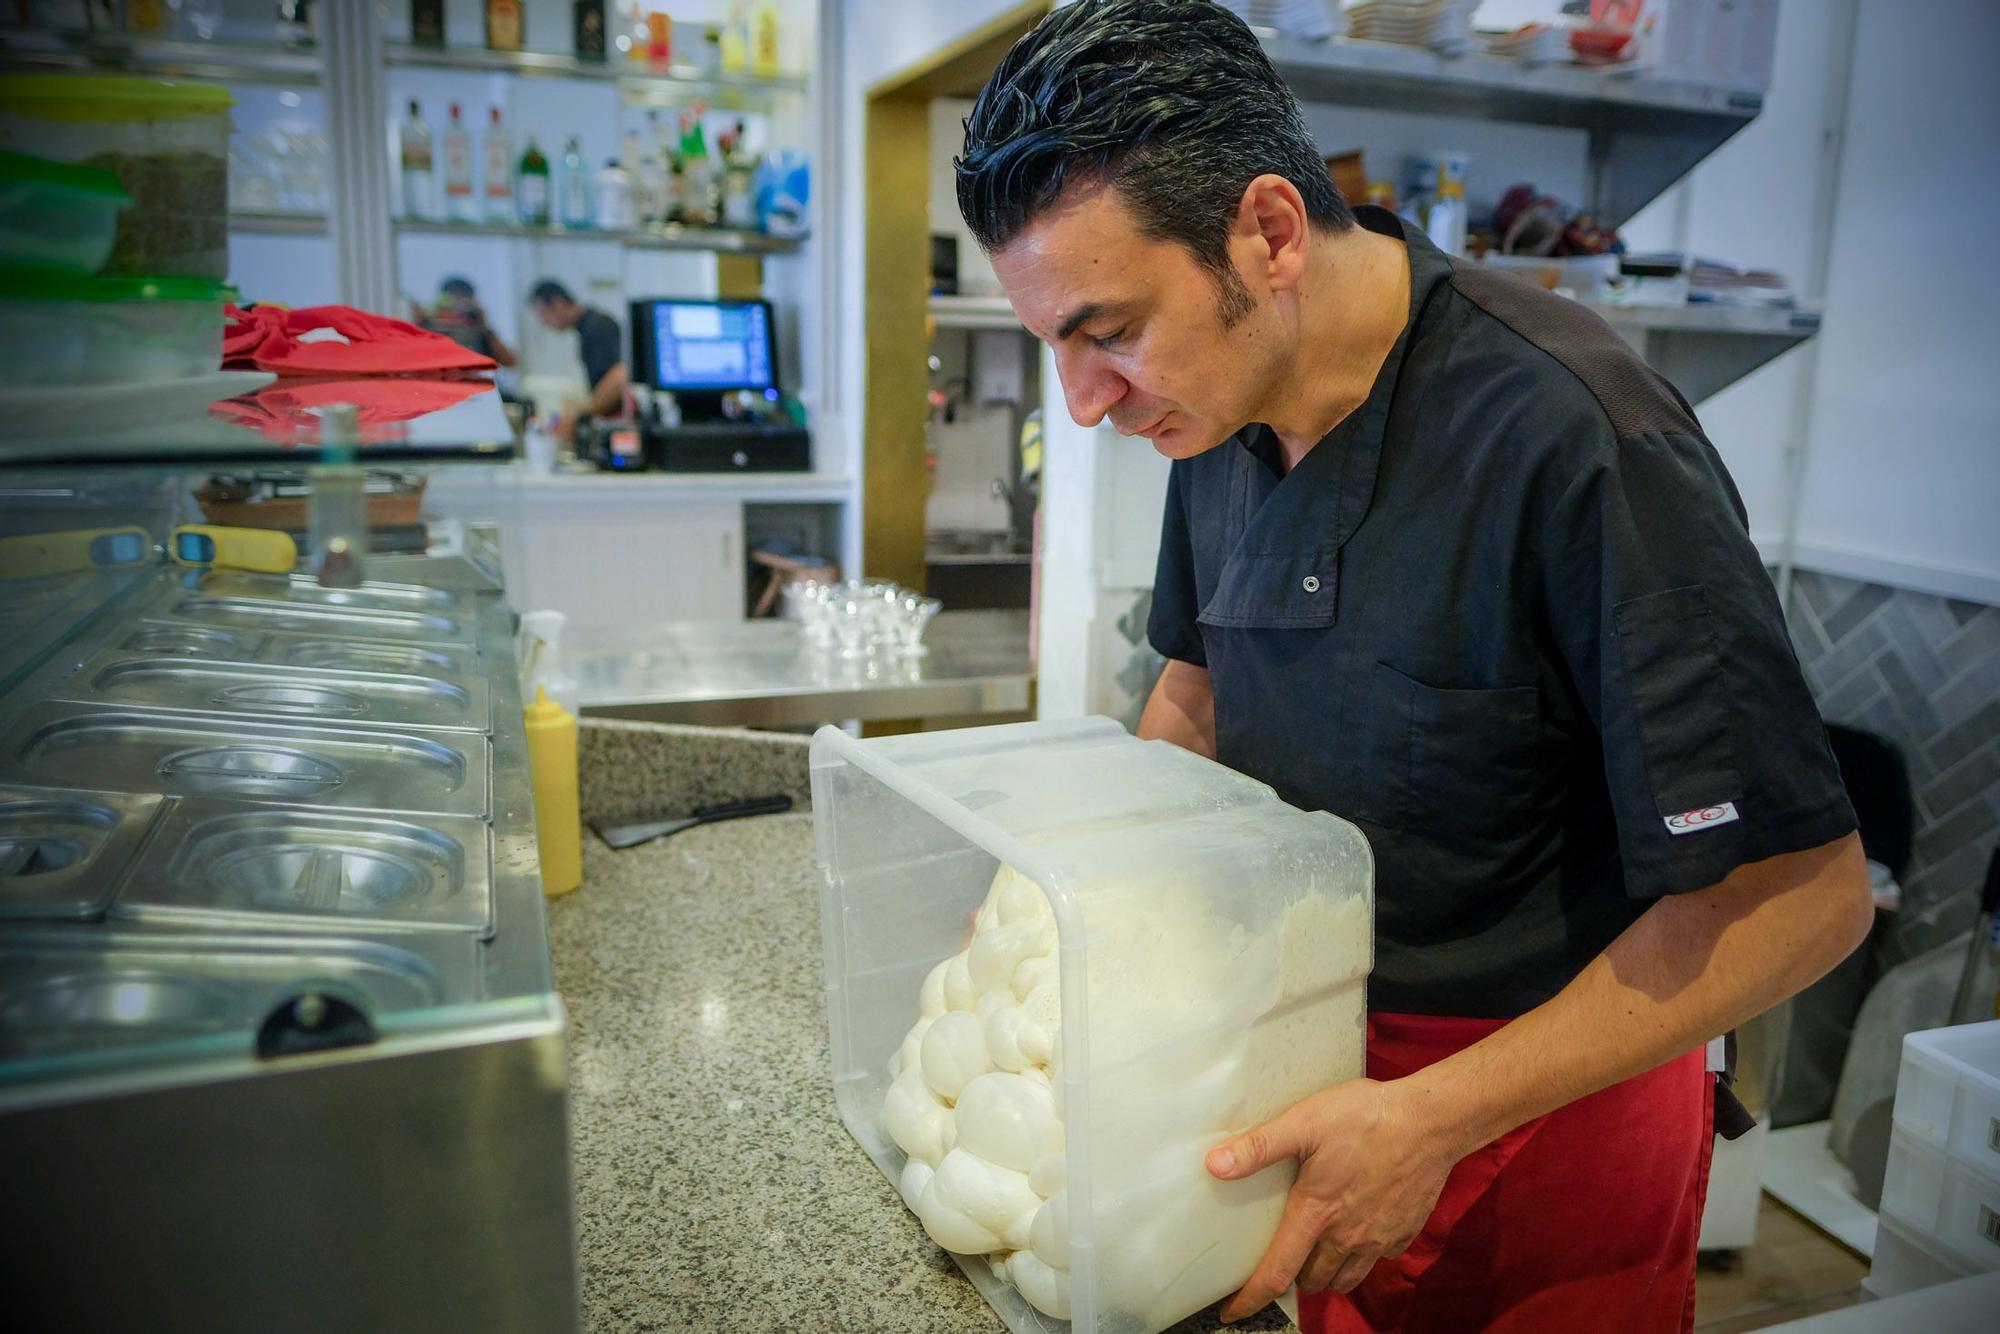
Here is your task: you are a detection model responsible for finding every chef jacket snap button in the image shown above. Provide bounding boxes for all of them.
[1301,575,1321,594]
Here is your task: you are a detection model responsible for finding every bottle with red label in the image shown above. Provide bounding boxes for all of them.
[443,102,476,222]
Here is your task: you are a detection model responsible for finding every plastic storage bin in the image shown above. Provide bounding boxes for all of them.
[0,270,231,386]
[0,149,128,274]
[0,76,232,280]
[811,716,1375,1333]
[1894,1020,2000,1178]
[1868,1209,1980,1299]
[1878,1124,2000,1275]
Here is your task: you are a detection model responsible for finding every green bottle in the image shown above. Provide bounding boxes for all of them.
[679,106,715,226]
[518,135,550,226]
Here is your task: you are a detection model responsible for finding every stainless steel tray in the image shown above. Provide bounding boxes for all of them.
[57,651,491,733]
[184,569,470,612]
[159,594,477,644]
[113,801,494,937]
[117,624,266,659]
[266,636,479,678]
[0,928,482,1061]
[0,786,162,921]
[5,704,490,817]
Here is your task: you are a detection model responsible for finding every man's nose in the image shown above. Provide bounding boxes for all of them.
[1055,349,1126,428]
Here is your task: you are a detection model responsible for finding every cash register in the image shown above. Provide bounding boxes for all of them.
[621,296,811,473]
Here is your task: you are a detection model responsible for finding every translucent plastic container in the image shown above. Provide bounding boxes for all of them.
[0,76,233,280]
[0,270,231,386]
[1894,1020,2000,1178]
[1868,1209,1980,1299]
[1878,1124,2000,1275]
[0,149,128,274]
[811,716,1375,1333]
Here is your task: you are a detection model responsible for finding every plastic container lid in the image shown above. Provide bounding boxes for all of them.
[0,148,130,202]
[0,75,235,122]
[0,268,235,303]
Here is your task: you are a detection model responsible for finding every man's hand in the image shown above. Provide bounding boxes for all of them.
[1207,1077,1455,1322]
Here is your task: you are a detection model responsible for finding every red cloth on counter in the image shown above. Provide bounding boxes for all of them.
[1300,1013,1714,1334]
[223,303,497,376]
[208,375,494,443]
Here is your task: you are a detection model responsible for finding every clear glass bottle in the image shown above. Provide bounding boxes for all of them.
[399,98,435,222]
[484,106,513,223]
[559,135,590,229]
[443,102,476,221]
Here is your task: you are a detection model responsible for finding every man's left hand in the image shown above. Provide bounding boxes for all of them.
[1206,1077,1457,1322]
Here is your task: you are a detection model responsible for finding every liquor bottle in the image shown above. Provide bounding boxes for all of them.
[399,98,435,221]
[643,108,675,224]
[574,0,607,61]
[443,102,475,221]
[484,106,514,223]
[411,0,445,47]
[518,135,550,226]
[620,124,650,222]
[486,0,523,52]
[678,105,716,227]
[559,135,590,229]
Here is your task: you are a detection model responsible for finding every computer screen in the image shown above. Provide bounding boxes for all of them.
[633,299,776,394]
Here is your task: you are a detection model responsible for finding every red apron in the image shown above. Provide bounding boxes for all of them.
[1300,1013,1715,1334]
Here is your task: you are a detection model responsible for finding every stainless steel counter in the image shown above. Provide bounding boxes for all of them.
[570,608,1034,726]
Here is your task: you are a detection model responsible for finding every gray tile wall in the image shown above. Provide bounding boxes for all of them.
[1784,570,2000,966]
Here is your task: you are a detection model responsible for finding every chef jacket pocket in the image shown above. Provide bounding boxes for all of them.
[1612,583,1741,817]
[1375,660,1560,849]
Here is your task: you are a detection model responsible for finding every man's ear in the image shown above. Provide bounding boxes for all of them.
[1236,173,1310,294]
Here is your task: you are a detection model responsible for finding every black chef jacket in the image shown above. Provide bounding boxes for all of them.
[1148,207,1856,1018]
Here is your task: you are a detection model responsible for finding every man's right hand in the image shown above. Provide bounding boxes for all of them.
[1137,657,1216,758]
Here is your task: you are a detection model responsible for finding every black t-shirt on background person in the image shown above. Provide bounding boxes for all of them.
[1148,206,1857,1019]
[575,306,623,392]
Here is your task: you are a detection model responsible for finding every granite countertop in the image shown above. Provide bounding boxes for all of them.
[548,723,1296,1332]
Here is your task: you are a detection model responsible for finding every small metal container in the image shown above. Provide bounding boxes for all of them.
[59,651,492,733]
[0,785,162,920]
[114,800,494,936]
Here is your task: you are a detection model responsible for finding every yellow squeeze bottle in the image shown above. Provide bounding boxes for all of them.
[525,685,583,897]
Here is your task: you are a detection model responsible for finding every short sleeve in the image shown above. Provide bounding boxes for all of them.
[1147,461,1207,668]
[1541,429,1856,899]
[579,312,624,388]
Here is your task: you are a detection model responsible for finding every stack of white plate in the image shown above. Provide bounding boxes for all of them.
[1478,23,1572,66]
[1219,0,1345,41]
[1345,0,1478,56]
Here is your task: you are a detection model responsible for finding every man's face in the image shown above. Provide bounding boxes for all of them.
[989,185,1284,459]
[532,299,567,331]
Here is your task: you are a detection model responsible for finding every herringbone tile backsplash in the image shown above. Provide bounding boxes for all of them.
[1785,570,2000,965]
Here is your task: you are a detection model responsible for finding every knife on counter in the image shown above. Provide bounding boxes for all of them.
[594,794,796,850]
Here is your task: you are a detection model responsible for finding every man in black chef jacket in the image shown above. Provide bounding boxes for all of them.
[529,279,628,427]
[955,3,1872,1330]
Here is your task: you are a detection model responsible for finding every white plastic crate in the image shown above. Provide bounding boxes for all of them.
[1879,1124,2000,1276]
[1893,1020,2000,1179]
[1868,1209,1980,1299]
[810,716,1374,1333]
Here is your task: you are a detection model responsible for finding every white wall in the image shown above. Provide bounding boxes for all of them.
[1789,0,2000,599]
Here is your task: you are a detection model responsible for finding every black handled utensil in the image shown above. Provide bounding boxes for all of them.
[594,794,795,850]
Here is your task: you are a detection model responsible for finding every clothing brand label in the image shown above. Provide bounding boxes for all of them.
[1664,802,1740,836]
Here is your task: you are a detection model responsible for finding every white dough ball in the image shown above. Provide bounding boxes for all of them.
[995,871,1052,928]
[943,952,978,1011]
[927,1148,1040,1251]
[918,958,951,1018]
[983,1003,1034,1072]
[920,1010,992,1102]
[899,1156,935,1212]
[898,1014,935,1075]
[1009,1247,1072,1320]
[970,919,1053,995]
[916,1185,1003,1256]
[954,1072,1061,1174]
[883,1065,952,1167]
[1028,1149,1065,1199]
[1029,1188,1070,1271]
[1011,953,1055,1002]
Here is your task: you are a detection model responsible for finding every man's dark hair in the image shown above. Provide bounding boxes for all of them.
[956,0,1352,323]
[439,275,476,299]
[529,279,574,306]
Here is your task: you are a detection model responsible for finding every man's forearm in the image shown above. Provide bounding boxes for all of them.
[588,364,628,417]
[1137,658,1217,758]
[1401,832,1871,1160]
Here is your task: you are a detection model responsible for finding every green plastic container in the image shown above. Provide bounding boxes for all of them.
[0,150,130,275]
[0,269,234,386]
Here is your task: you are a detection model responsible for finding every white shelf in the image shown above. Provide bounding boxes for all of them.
[394,217,803,255]
[928,295,1028,333]
[0,26,320,83]
[430,466,855,505]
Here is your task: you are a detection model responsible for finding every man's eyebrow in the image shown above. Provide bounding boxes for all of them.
[1055,301,1124,342]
